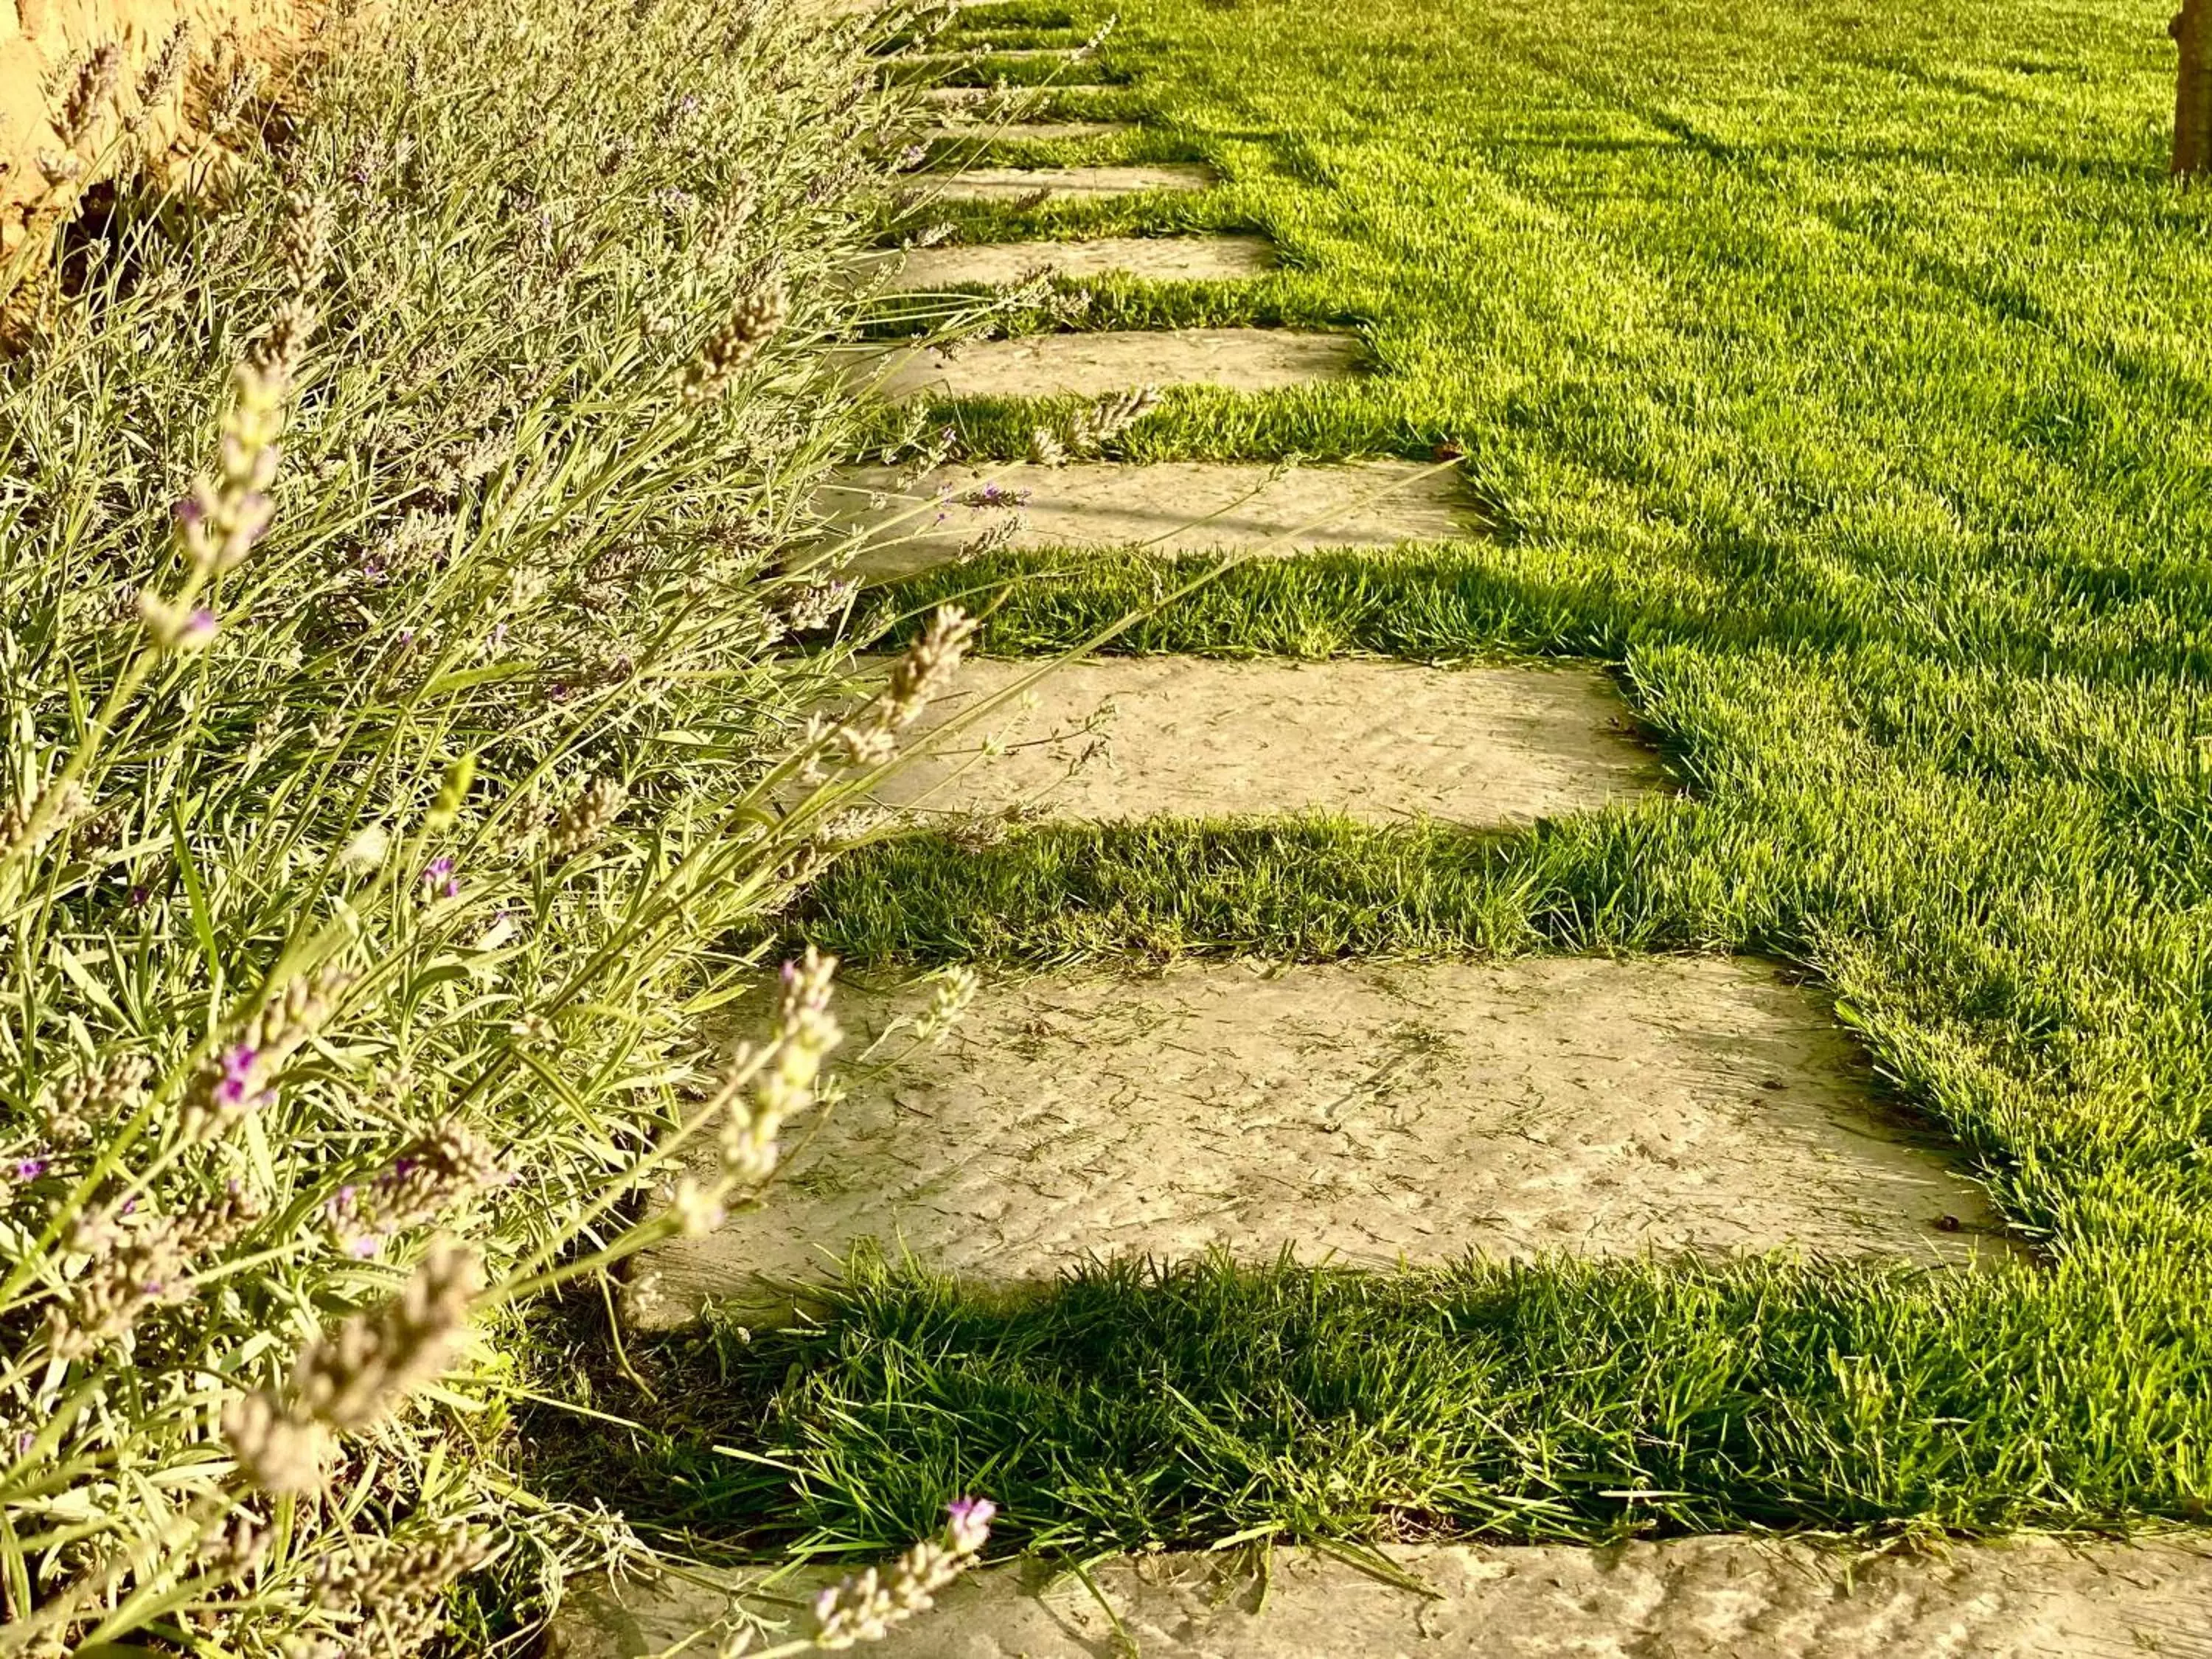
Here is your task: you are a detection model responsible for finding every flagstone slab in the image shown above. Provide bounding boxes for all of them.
[872,234,1273,292]
[902,46,1088,69]
[920,119,1127,142]
[915,82,1117,106]
[865,657,1656,824]
[555,1537,2212,1658]
[835,327,1358,401]
[552,1534,2212,1659]
[925,161,1213,201]
[622,955,2006,1330]
[821,459,1475,576]
[811,0,990,13]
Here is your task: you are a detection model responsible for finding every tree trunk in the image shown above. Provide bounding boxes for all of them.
[2175,2,2212,178]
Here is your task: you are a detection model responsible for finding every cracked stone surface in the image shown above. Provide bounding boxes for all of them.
[863,657,1657,824]
[819,459,1475,576]
[552,1535,2212,1658]
[622,956,2006,1330]
[925,161,1214,201]
[835,327,1359,401]
[866,233,1274,291]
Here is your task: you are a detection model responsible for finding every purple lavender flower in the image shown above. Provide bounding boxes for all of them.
[214,1044,260,1107]
[945,1495,997,1554]
[13,1158,47,1180]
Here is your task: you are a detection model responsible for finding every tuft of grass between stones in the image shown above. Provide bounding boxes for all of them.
[538,0,2212,1565]
[521,1248,2210,1559]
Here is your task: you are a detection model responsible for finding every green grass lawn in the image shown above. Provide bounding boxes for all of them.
[538,0,2212,1564]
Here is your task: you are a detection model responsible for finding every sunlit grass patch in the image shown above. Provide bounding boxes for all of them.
[525,1248,2210,1553]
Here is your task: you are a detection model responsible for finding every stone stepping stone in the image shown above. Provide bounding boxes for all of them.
[925,161,1212,201]
[919,119,1128,142]
[822,459,1471,577]
[622,955,2006,1329]
[872,233,1273,291]
[552,1534,2212,1658]
[905,46,1086,65]
[836,327,1357,401]
[914,82,1116,106]
[812,0,989,13]
[863,657,1655,824]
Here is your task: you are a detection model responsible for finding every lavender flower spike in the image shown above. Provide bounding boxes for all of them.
[945,1495,997,1554]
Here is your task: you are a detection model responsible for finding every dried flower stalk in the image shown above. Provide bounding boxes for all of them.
[224,1239,483,1495]
[682,284,788,403]
[813,1498,997,1648]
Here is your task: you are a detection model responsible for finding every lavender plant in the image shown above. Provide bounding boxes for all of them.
[0,0,998,1652]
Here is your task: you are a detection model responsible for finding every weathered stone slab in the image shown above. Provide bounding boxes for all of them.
[903,46,1087,66]
[914,82,1117,107]
[871,234,1273,292]
[622,955,2006,1329]
[835,327,1358,402]
[552,1522,2211,1659]
[920,119,1127,142]
[821,459,1474,576]
[925,161,1212,201]
[867,657,1655,823]
[810,0,990,14]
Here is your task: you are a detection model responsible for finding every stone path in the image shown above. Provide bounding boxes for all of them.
[905,46,1085,66]
[916,82,1116,106]
[875,232,1273,289]
[822,458,1471,577]
[625,956,2005,1330]
[925,161,1212,201]
[836,327,1359,401]
[866,657,1658,823]
[546,14,2092,1656]
[555,1535,2212,1659]
[919,119,1127,142]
